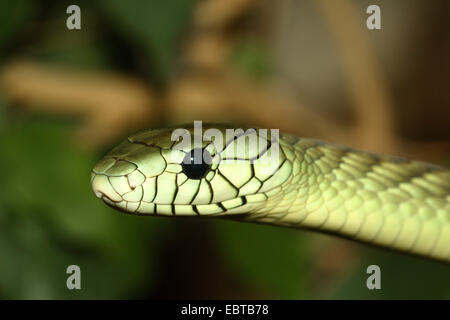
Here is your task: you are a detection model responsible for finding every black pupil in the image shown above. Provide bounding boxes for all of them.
[181,148,212,179]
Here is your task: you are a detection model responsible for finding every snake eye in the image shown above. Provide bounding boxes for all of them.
[181,148,212,179]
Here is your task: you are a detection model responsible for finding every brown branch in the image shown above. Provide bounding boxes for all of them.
[315,0,396,153]
[194,0,256,29]
[1,60,157,148]
[166,71,349,141]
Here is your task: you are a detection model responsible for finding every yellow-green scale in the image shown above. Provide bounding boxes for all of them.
[250,134,450,262]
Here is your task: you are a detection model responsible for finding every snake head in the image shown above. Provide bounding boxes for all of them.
[91,123,292,216]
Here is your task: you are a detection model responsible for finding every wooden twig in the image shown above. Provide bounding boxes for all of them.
[1,60,156,147]
[315,0,396,153]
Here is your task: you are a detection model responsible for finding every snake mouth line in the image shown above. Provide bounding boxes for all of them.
[101,196,124,212]
[96,192,117,205]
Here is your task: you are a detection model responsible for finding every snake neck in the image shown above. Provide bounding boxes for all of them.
[248,136,450,263]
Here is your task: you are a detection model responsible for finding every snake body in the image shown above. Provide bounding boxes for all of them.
[91,124,450,263]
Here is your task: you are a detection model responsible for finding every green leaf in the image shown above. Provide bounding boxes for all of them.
[214,220,310,299]
[0,117,168,298]
[231,40,271,79]
[331,247,450,299]
[23,2,113,70]
[0,94,6,128]
[0,0,33,52]
[100,0,196,83]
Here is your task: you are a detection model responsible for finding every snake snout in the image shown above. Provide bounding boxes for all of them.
[91,173,123,203]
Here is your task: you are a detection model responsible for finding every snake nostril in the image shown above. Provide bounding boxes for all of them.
[94,190,103,199]
[91,174,123,202]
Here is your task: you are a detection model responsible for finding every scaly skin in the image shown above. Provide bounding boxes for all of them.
[91,124,450,263]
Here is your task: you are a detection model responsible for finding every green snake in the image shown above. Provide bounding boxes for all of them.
[91,123,450,263]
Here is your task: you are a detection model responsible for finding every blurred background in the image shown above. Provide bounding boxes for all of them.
[0,0,449,299]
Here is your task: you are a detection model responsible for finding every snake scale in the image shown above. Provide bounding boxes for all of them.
[91,124,450,263]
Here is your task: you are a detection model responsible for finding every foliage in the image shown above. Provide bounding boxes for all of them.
[100,0,196,84]
[0,118,166,298]
[0,0,447,300]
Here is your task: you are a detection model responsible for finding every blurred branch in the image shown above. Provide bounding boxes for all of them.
[1,1,448,163]
[313,0,450,162]
[166,71,348,141]
[194,0,256,29]
[1,60,156,148]
[183,33,232,71]
[315,0,396,153]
